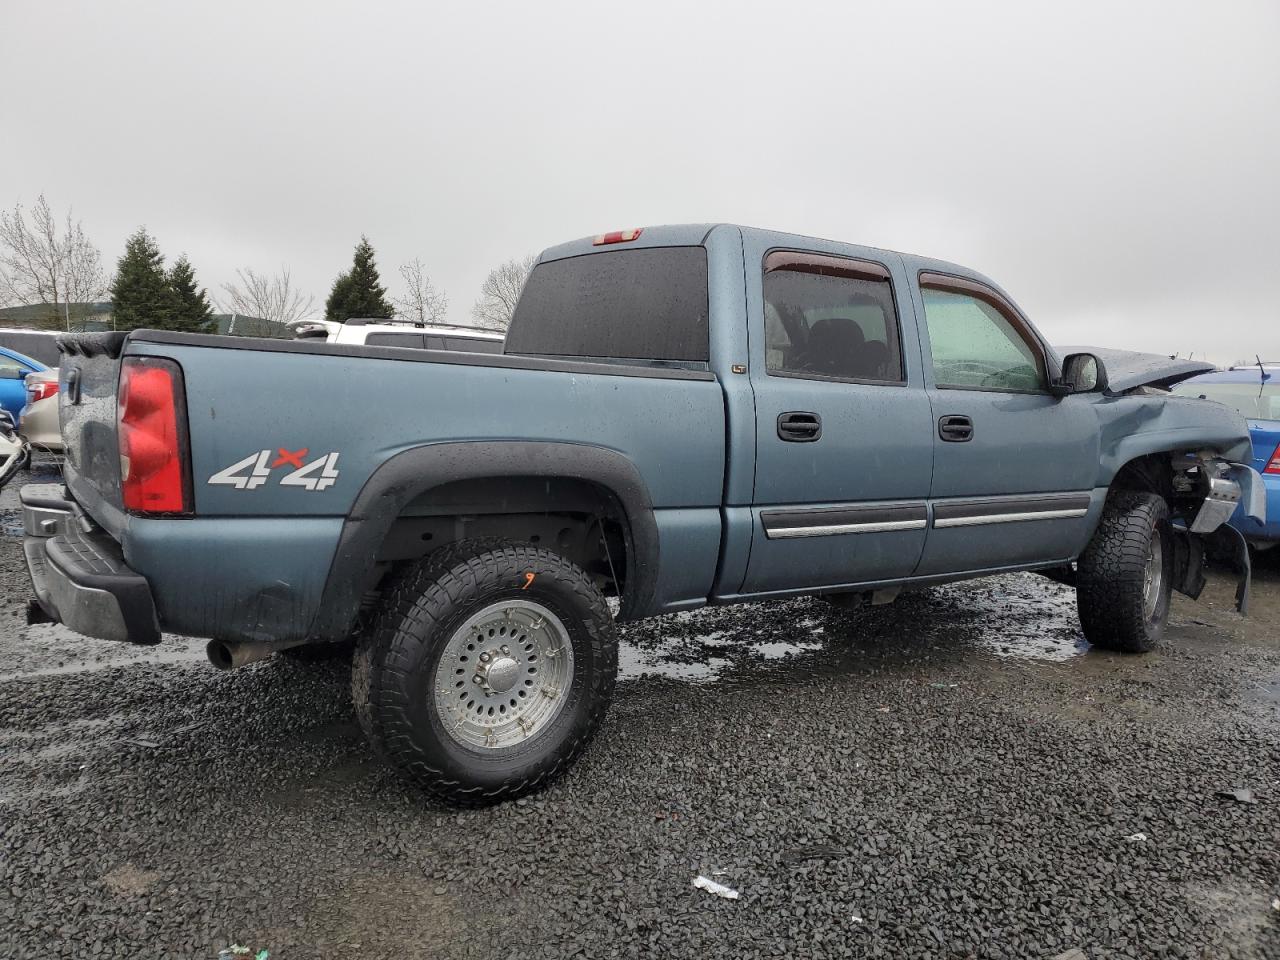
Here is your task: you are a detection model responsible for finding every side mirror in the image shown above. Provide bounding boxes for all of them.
[1052,352,1106,396]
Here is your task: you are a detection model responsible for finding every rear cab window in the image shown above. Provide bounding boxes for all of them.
[504,247,709,364]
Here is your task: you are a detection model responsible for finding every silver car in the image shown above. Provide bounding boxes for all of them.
[19,368,60,454]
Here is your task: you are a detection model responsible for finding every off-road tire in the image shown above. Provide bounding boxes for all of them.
[352,538,617,805]
[1076,490,1173,653]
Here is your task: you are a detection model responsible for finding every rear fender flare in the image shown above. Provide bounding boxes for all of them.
[310,441,658,640]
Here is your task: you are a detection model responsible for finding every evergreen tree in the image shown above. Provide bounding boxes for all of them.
[325,270,354,320]
[325,236,393,322]
[167,255,215,333]
[111,228,177,331]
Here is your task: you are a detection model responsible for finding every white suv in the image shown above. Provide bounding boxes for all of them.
[292,318,504,353]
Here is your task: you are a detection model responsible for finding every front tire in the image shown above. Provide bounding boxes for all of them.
[1076,490,1173,653]
[352,539,618,804]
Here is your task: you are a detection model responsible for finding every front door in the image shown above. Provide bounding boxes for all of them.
[909,272,1100,576]
[741,240,935,595]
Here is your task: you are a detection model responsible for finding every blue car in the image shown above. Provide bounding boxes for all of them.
[1173,364,1280,547]
[0,346,47,425]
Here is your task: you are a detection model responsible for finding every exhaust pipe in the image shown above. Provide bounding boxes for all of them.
[206,637,309,670]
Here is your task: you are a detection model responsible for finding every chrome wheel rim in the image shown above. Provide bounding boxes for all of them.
[1143,526,1164,619]
[432,599,574,750]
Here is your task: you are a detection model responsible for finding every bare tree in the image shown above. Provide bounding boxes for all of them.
[218,267,315,336]
[0,195,109,329]
[393,258,449,325]
[470,254,534,331]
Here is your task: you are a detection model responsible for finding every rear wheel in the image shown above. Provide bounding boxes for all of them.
[352,538,617,804]
[1076,490,1172,653]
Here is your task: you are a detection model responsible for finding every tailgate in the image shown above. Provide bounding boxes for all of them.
[57,333,129,519]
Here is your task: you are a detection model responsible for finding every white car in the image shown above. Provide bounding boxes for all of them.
[291,318,504,353]
[19,368,61,454]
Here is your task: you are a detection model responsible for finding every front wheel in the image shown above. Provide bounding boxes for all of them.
[352,539,618,804]
[1076,490,1173,653]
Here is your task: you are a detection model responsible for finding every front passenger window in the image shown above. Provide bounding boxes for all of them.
[920,284,1046,393]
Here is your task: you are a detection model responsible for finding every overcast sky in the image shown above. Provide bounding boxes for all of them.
[2,0,1276,363]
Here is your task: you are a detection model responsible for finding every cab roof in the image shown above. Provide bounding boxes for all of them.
[538,223,986,281]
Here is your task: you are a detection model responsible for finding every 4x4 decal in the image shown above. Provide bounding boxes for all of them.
[209,449,340,491]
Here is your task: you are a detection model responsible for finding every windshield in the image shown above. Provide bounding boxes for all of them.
[1171,379,1280,420]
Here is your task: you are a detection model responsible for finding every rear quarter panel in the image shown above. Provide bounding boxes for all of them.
[124,340,728,637]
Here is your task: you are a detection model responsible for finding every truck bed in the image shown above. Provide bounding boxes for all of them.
[57,330,729,640]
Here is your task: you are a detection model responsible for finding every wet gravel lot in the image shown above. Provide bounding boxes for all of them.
[2,465,1278,959]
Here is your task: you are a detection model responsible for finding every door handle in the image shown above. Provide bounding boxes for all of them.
[778,411,822,442]
[938,414,973,442]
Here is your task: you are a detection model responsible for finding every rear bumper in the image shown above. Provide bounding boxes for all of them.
[22,484,160,644]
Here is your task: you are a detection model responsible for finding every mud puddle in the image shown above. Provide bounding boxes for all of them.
[618,573,1092,684]
[0,630,205,682]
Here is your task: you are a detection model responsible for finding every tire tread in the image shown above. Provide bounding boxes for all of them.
[1076,489,1170,653]
[352,538,616,805]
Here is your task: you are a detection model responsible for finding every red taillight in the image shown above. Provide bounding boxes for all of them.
[1266,443,1280,476]
[27,380,58,403]
[117,357,191,514]
[593,228,643,245]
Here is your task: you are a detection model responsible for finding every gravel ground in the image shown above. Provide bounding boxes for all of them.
[1,465,1278,959]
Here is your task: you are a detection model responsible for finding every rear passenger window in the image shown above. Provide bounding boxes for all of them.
[505,247,709,362]
[365,332,427,349]
[763,252,904,383]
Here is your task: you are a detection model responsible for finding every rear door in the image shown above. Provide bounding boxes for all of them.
[909,271,1099,576]
[741,237,935,594]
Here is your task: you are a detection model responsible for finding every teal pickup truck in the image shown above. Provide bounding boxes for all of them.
[22,224,1264,803]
